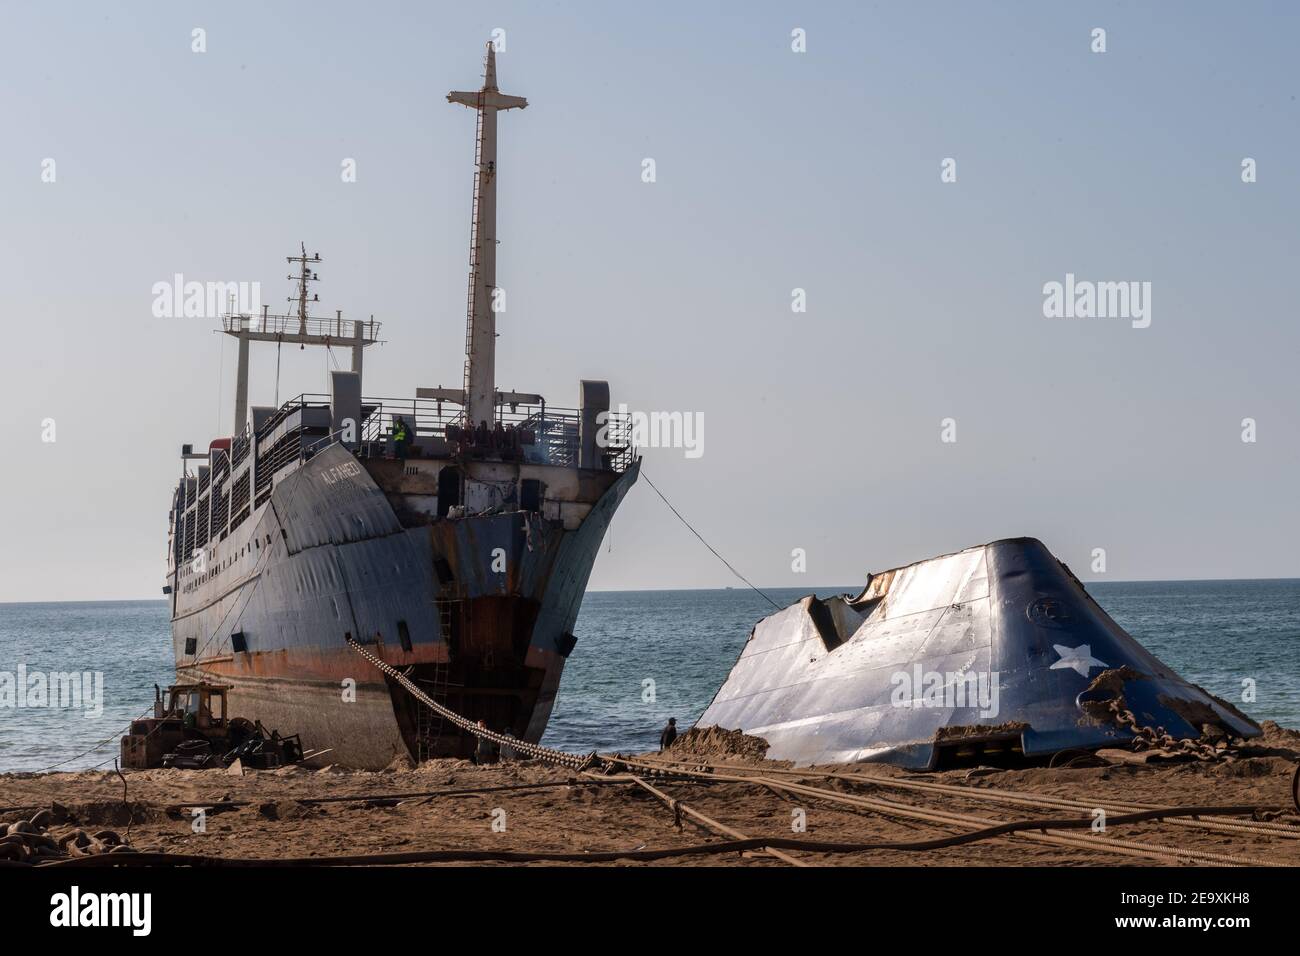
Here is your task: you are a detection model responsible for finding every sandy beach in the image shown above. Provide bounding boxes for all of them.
[3,723,1298,867]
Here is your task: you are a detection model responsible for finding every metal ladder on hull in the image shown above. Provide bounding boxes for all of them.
[415,582,466,761]
[415,660,450,762]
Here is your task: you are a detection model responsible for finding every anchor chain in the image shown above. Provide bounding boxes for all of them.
[346,638,601,771]
[1105,699,1236,762]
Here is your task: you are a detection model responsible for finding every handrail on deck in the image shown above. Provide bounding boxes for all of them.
[206,391,634,481]
[222,313,382,341]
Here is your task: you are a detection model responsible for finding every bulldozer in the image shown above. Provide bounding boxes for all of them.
[121,681,304,770]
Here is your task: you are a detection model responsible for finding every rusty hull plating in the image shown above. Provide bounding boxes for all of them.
[173,443,638,767]
[698,538,1260,768]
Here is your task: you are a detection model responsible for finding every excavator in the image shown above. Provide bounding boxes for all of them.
[120,682,305,770]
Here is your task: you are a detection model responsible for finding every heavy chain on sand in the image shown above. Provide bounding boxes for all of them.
[1106,699,1237,762]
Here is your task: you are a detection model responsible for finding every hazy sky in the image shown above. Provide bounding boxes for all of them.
[1,1,1297,602]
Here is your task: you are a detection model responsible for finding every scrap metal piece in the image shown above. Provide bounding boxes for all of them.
[698,537,1260,769]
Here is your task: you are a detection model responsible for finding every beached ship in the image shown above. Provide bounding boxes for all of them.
[165,45,638,768]
[700,538,1260,768]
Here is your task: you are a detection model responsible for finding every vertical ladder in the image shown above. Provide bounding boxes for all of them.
[415,692,434,762]
[439,586,456,645]
[415,660,451,762]
[463,103,484,407]
[415,580,466,760]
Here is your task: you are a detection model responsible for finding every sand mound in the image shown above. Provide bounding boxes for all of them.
[257,800,317,821]
[1244,721,1300,759]
[1211,756,1295,778]
[666,726,770,762]
[12,800,167,826]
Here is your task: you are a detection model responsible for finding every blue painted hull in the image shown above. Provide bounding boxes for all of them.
[699,538,1260,768]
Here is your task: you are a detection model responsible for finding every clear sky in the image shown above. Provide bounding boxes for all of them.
[1,1,1297,602]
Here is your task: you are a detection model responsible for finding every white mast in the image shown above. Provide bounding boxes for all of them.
[448,43,527,428]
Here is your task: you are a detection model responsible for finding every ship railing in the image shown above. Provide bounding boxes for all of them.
[222,312,382,342]
[171,396,633,567]
[363,396,633,472]
[231,432,251,469]
[270,393,633,472]
[597,413,634,471]
[256,394,327,438]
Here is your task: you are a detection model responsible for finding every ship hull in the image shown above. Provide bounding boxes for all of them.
[173,443,638,768]
[699,537,1260,768]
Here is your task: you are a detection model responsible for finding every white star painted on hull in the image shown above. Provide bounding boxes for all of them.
[1050,644,1108,677]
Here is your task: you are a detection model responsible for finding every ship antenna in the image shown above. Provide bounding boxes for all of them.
[220,246,380,428]
[286,242,322,341]
[447,42,527,429]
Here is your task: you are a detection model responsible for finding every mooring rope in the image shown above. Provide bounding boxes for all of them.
[639,470,782,610]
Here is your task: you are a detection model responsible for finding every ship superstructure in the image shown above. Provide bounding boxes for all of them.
[166,45,638,767]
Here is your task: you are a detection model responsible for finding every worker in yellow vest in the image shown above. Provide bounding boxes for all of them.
[392,416,410,461]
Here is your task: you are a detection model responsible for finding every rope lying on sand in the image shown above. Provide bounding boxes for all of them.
[23,803,1284,867]
[162,778,639,812]
[613,772,807,867]
[1,816,132,865]
[636,754,1300,841]
[603,755,1290,867]
[0,779,636,817]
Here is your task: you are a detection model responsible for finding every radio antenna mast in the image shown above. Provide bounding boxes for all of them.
[286,242,322,337]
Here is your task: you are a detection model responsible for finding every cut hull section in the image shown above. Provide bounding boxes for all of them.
[699,538,1259,768]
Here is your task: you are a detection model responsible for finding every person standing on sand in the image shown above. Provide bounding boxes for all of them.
[659,718,677,751]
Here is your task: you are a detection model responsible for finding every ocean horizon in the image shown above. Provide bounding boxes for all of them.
[6,574,1300,606]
